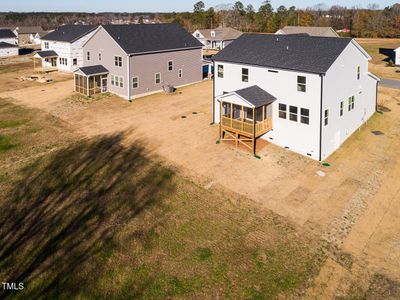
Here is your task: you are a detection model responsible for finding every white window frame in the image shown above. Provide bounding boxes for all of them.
[155,72,161,84]
[297,76,306,92]
[99,52,102,61]
[357,66,360,80]
[242,68,249,82]
[178,69,183,78]
[111,75,115,86]
[324,109,329,126]
[279,103,287,119]
[300,108,309,125]
[119,77,123,88]
[217,65,223,78]
[340,101,344,116]
[44,42,49,49]
[114,56,122,67]
[132,76,139,89]
[168,60,173,71]
[289,106,298,122]
[87,51,91,61]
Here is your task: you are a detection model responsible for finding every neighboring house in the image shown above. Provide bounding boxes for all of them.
[0,26,47,44]
[0,29,17,45]
[35,25,97,72]
[276,26,339,37]
[0,42,18,57]
[212,34,379,160]
[74,23,203,100]
[193,27,242,50]
[379,47,400,65]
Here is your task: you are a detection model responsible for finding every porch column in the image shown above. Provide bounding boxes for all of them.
[253,108,256,155]
[219,101,222,140]
[87,76,89,96]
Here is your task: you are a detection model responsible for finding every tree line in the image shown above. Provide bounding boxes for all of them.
[165,1,400,38]
[0,1,399,38]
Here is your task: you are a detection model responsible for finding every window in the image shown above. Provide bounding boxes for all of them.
[357,66,360,80]
[297,76,306,92]
[340,101,344,116]
[111,75,123,87]
[114,76,119,87]
[111,75,115,86]
[132,76,139,89]
[59,57,68,65]
[119,77,123,88]
[168,61,173,71]
[279,104,287,119]
[73,58,77,66]
[211,31,215,37]
[155,73,161,84]
[114,56,122,67]
[99,53,102,61]
[348,96,355,111]
[178,69,183,78]
[300,108,310,125]
[242,68,249,82]
[196,33,200,38]
[217,65,223,78]
[324,109,329,126]
[87,51,90,61]
[45,58,49,63]
[44,42,49,49]
[289,106,298,122]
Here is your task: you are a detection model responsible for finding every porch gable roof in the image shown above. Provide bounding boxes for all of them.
[218,85,276,108]
[74,65,109,77]
[34,50,58,58]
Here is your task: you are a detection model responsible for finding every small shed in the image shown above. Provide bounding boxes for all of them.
[74,65,109,96]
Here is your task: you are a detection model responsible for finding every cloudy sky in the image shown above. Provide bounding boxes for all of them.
[0,0,396,12]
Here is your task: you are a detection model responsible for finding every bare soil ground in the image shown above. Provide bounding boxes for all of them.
[357,38,400,80]
[1,64,400,297]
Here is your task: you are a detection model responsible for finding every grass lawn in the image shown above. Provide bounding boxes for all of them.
[0,99,323,299]
[357,38,400,80]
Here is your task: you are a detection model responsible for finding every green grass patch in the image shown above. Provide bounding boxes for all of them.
[194,247,213,261]
[0,135,17,152]
[0,119,27,128]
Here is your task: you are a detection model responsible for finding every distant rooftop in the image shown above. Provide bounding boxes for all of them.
[276,26,339,38]
[196,27,242,41]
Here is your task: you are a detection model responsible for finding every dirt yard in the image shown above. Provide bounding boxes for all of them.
[357,38,400,80]
[1,70,400,297]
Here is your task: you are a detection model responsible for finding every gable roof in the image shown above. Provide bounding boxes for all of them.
[234,85,276,108]
[277,26,339,37]
[196,27,242,41]
[213,34,353,74]
[0,42,18,48]
[0,29,16,39]
[34,50,58,58]
[16,26,45,34]
[75,65,109,76]
[41,25,97,43]
[102,23,203,55]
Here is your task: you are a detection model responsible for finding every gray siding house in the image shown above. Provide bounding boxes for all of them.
[75,23,203,100]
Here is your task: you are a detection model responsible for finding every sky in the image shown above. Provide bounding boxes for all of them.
[0,0,397,13]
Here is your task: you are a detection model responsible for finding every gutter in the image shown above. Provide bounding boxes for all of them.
[127,54,131,100]
[319,74,324,161]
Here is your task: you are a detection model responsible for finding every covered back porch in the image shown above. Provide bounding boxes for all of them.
[217,85,276,155]
[33,50,58,73]
[74,65,109,97]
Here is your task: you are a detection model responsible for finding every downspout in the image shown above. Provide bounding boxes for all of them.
[127,54,131,101]
[375,80,378,112]
[212,60,215,124]
[319,74,324,162]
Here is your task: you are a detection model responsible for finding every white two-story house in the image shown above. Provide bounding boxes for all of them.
[212,34,379,161]
[34,25,97,72]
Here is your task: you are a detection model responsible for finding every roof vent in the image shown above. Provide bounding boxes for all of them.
[276,37,279,42]
[286,46,289,50]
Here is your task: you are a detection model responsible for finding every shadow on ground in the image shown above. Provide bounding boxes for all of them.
[0,131,175,299]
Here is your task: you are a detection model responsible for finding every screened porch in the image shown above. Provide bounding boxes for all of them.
[74,65,109,97]
[217,85,276,155]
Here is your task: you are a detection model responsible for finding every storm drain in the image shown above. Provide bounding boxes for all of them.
[371,130,384,136]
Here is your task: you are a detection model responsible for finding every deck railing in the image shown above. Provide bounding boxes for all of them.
[221,116,272,137]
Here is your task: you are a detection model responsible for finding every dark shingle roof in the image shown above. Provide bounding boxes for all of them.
[0,29,16,39]
[213,34,353,74]
[76,65,109,76]
[102,23,203,55]
[41,25,97,43]
[234,85,276,108]
[0,42,18,48]
[35,50,58,58]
